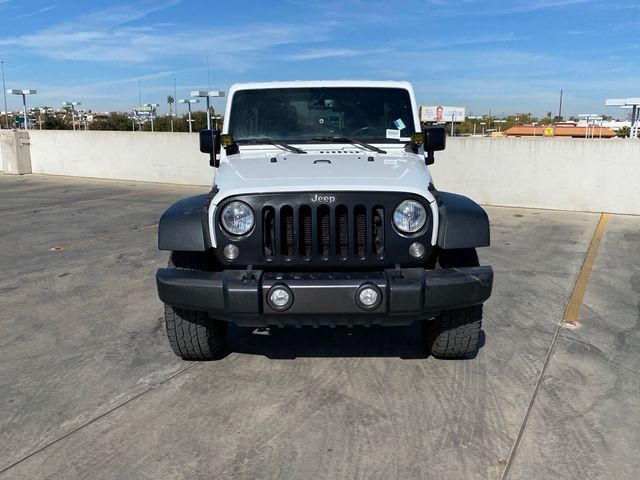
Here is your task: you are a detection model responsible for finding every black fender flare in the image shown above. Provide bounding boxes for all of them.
[158,194,211,251]
[437,192,490,249]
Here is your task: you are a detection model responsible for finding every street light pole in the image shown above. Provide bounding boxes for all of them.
[179,99,199,133]
[1,60,8,129]
[143,103,160,132]
[9,89,36,129]
[191,90,225,129]
[62,102,81,131]
[468,115,482,136]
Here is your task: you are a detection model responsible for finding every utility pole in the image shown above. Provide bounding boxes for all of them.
[558,89,564,119]
[174,78,178,118]
[168,96,174,132]
[1,60,8,129]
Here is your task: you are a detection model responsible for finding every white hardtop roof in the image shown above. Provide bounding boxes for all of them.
[228,80,413,93]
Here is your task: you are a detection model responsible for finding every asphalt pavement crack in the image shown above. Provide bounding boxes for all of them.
[0,329,253,476]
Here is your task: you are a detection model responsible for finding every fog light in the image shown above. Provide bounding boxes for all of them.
[223,244,239,260]
[267,285,293,311]
[409,242,425,258]
[355,284,382,310]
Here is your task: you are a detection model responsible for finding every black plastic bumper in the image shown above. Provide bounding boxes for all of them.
[156,266,493,327]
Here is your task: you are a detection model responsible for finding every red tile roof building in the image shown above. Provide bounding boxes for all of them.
[505,125,617,138]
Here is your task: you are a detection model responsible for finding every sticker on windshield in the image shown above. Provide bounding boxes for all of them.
[386,129,401,139]
[393,118,406,131]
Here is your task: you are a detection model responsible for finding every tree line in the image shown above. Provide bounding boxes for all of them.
[40,110,222,132]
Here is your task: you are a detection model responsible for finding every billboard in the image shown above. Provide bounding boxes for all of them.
[133,105,154,117]
[420,105,466,123]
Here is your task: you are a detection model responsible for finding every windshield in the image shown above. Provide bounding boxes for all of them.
[228,87,415,144]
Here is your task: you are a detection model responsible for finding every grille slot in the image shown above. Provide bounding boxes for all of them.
[336,205,349,257]
[263,206,276,256]
[280,206,294,256]
[354,205,366,256]
[372,206,385,255]
[299,205,312,257]
[317,205,330,256]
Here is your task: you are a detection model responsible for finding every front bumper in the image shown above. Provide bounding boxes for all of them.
[156,266,493,327]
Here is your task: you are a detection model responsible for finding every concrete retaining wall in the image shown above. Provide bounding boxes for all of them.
[29,130,212,186]
[430,137,640,215]
[0,130,32,174]
[8,130,640,214]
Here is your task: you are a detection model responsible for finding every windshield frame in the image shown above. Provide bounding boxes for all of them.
[226,86,418,145]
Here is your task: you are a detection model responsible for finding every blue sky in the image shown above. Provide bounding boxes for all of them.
[0,0,638,118]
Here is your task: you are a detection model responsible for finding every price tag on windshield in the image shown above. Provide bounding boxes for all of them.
[386,129,401,139]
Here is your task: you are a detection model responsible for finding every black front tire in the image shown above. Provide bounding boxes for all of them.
[164,252,227,360]
[423,304,483,359]
[164,305,227,360]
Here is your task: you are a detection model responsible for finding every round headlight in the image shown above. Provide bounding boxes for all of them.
[393,200,427,233]
[221,201,255,235]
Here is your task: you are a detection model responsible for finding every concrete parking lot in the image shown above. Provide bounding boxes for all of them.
[0,174,638,479]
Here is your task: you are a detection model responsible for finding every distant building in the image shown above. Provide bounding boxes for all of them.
[87,112,109,122]
[505,125,617,138]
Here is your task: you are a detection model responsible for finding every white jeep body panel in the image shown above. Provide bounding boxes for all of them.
[208,80,439,248]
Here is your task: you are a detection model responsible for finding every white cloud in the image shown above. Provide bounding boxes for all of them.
[285,48,388,61]
[421,0,592,16]
[18,4,56,18]
[0,1,329,68]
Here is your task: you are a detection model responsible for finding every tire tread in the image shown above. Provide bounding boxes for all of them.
[426,304,483,359]
[164,304,227,360]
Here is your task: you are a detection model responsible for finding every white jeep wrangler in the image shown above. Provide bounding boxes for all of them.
[156,81,493,359]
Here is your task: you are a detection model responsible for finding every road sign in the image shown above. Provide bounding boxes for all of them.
[544,127,554,137]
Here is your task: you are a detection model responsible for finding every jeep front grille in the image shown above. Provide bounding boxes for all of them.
[262,204,385,259]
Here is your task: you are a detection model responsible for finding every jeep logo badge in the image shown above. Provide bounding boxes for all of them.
[310,194,336,204]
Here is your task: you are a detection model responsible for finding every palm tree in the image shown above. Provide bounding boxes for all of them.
[167,95,175,132]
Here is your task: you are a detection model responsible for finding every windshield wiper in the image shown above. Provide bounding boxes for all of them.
[311,136,387,154]
[237,138,307,154]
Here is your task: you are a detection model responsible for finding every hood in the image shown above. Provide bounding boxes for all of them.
[211,149,433,204]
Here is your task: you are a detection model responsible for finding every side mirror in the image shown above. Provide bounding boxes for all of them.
[199,129,221,167]
[423,126,446,165]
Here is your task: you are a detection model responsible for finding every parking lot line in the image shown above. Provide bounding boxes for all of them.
[562,213,609,326]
